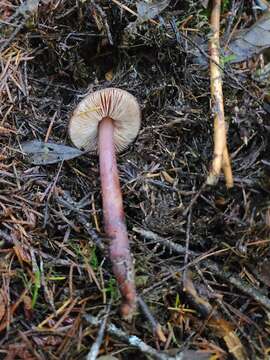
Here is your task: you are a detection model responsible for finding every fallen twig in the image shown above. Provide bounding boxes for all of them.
[182,182,207,217]
[86,304,111,360]
[206,261,270,311]
[133,227,198,256]
[207,0,233,188]
[135,227,270,311]
[183,207,192,283]
[137,296,166,343]
[84,313,210,360]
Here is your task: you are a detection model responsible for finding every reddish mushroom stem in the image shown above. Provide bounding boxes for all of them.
[98,116,137,319]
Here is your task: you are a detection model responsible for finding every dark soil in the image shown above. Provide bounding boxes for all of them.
[1,1,270,359]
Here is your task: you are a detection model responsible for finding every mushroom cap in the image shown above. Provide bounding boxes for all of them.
[68,88,141,153]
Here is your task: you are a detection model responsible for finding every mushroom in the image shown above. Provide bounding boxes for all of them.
[69,88,141,319]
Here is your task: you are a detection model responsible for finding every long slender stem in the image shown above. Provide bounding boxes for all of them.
[209,0,226,178]
[207,0,233,188]
[98,117,137,319]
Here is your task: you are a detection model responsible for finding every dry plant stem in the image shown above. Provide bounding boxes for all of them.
[207,0,233,188]
[98,117,137,319]
[222,145,233,188]
[209,0,225,178]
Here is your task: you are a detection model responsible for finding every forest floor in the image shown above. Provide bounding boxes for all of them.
[1,1,270,359]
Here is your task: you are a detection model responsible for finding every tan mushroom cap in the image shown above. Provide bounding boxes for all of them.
[68,88,141,153]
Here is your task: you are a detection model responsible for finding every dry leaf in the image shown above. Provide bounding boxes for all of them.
[224,332,246,360]
[137,0,170,21]
[23,295,33,320]
[224,12,270,63]
[21,140,84,165]
[209,319,246,360]
[14,245,32,264]
[105,69,113,81]
[195,11,270,66]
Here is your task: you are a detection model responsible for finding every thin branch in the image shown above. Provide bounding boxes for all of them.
[133,227,198,256]
[86,304,111,360]
[182,182,207,217]
[184,207,192,266]
[207,0,233,188]
[205,261,270,311]
[84,313,210,360]
[137,296,166,343]
[135,227,270,311]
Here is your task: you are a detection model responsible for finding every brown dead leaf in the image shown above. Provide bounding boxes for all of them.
[208,319,246,360]
[13,245,32,264]
[215,196,228,208]
[0,292,6,322]
[208,318,234,337]
[105,69,113,81]
[224,331,247,360]
[23,295,33,320]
